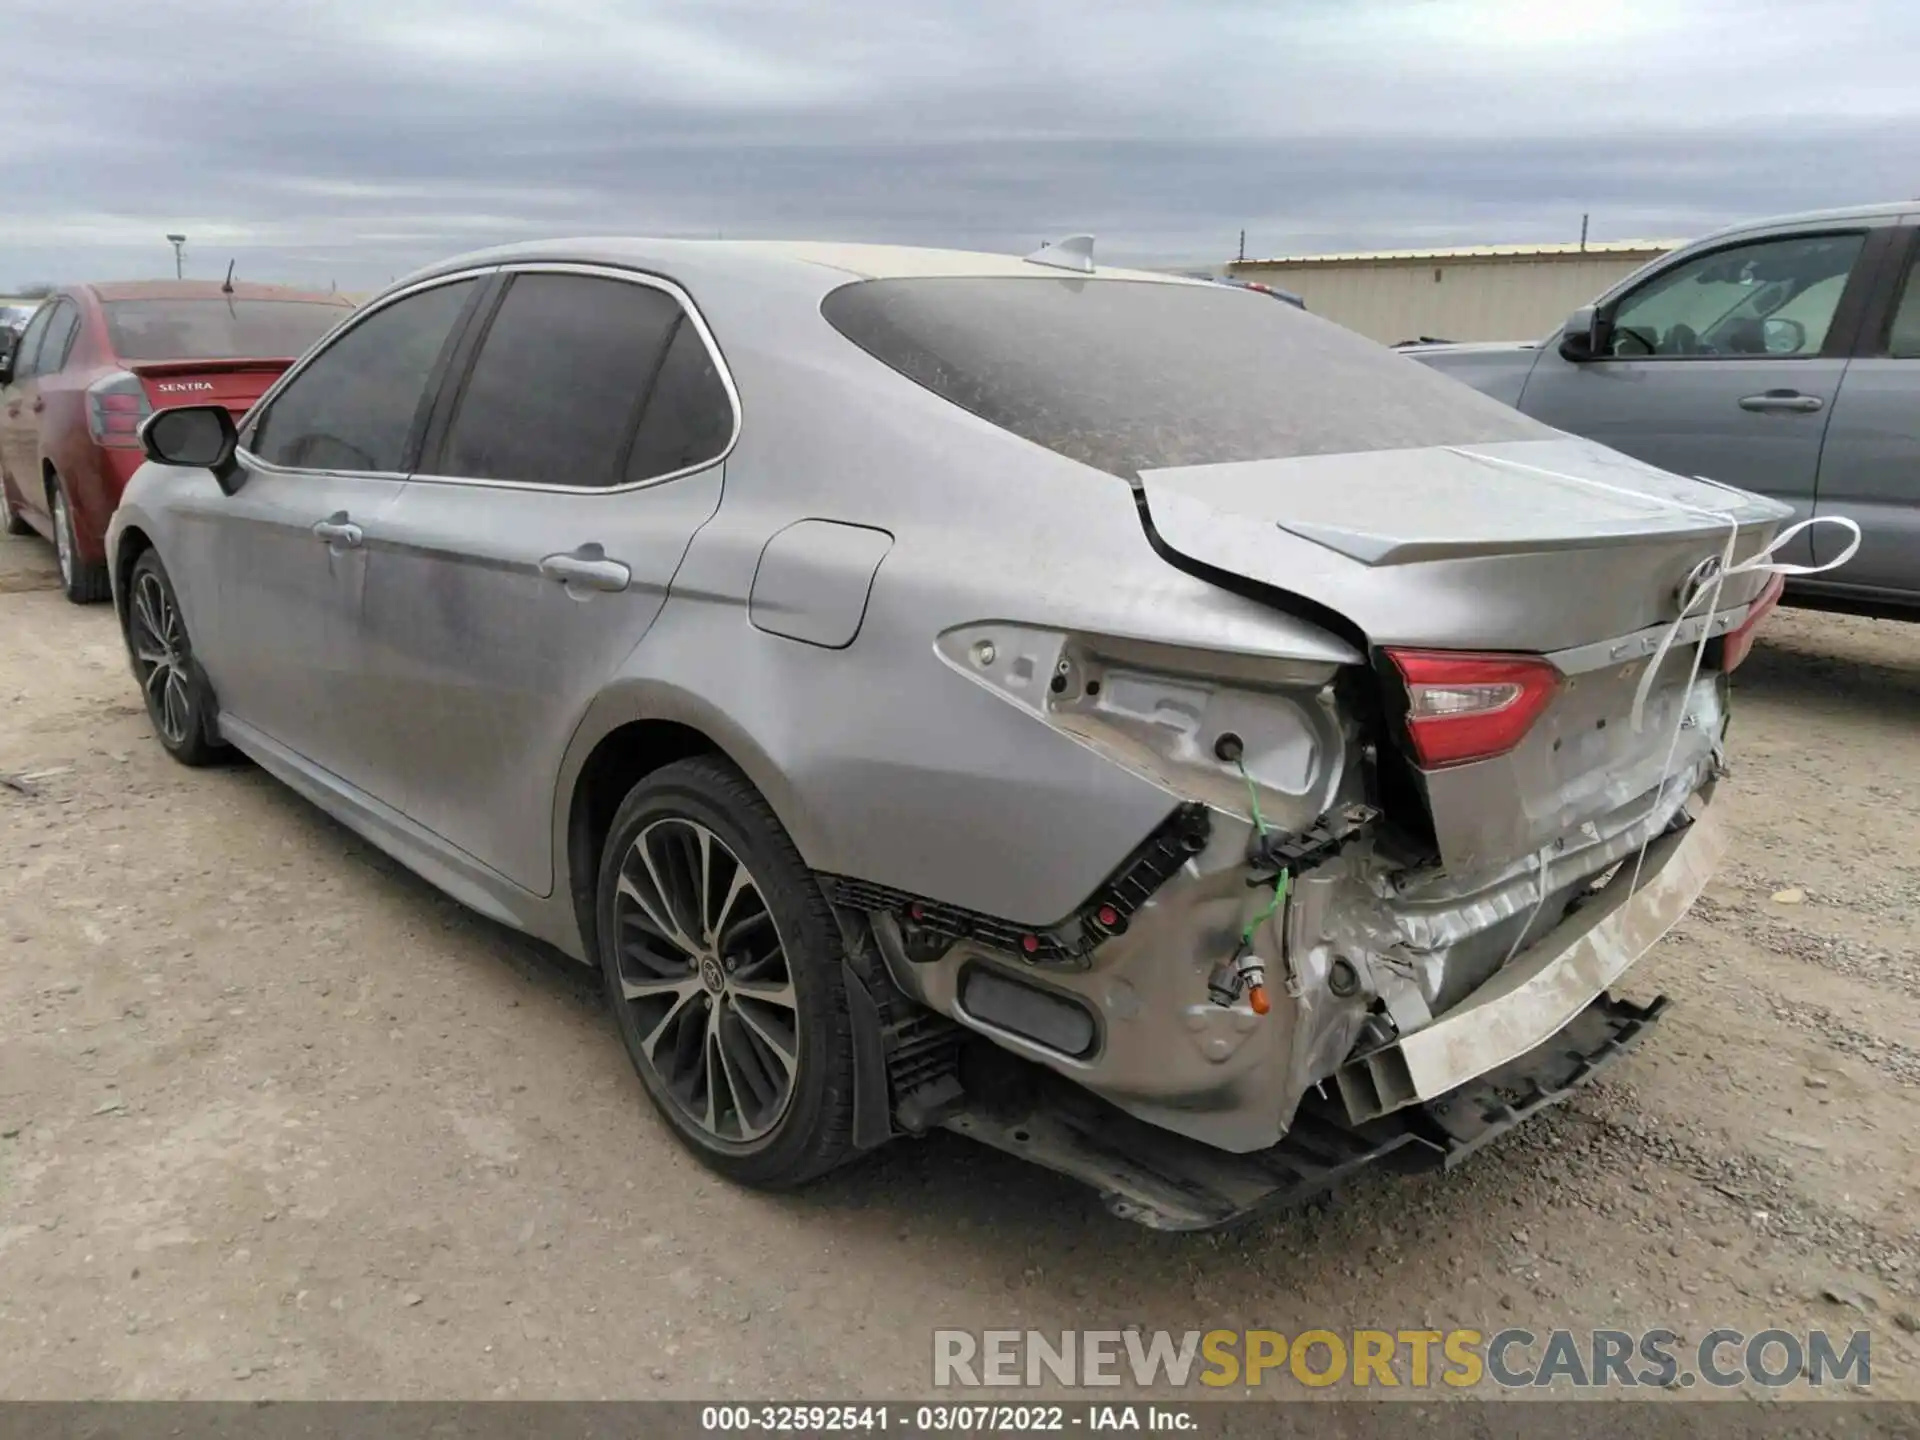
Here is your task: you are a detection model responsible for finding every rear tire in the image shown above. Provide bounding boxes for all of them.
[126,549,228,767]
[595,756,861,1189]
[0,477,30,537]
[50,474,110,604]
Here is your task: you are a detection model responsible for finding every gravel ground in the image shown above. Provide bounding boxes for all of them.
[1,526,1916,1402]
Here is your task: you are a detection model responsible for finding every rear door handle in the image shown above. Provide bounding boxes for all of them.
[29,398,43,414]
[540,546,630,593]
[312,513,364,548]
[1739,390,1823,413]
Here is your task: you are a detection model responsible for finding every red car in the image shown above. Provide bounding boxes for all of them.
[0,281,354,602]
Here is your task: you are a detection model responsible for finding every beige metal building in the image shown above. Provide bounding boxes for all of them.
[1225,241,1682,346]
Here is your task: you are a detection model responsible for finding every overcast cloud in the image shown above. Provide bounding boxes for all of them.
[1,0,1914,290]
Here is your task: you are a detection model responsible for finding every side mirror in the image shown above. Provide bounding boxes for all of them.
[1557,305,1602,361]
[140,404,242,494]
[0,348,14,388]
[1762,316,1807,355]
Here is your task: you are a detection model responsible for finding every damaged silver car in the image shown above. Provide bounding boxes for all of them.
[108,236,1788,1228]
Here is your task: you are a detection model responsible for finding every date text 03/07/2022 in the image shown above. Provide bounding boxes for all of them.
[699,1403,1199,1432]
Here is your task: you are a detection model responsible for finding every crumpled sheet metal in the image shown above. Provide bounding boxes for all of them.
[1336,785,1725,1122]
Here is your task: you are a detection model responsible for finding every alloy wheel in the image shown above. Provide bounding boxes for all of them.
[611,818,800,1145]
[52,489,73,586]
[128,569,193,746]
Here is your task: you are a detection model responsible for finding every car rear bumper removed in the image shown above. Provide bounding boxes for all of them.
[943,989,1671,1231]
[906,784,1718,1228]
[1335,781,1723,1123]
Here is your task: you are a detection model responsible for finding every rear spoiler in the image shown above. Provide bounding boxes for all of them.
[125,357,295,380]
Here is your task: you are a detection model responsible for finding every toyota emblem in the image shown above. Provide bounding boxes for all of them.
[1675,554,1724,613]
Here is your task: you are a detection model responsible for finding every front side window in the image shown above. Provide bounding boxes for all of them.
[432,273,728,488]
[10,304,55,382]
[1607,233,1865,359]
[251,279,476,474]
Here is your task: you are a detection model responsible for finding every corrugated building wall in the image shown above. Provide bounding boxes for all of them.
[1225,242,1682,345]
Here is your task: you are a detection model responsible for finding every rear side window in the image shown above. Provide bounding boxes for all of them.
[104,299,349,362]
[821,277,1552,479]
[40,300,81,374]
[1888,246,1920,359]
[432,273,730,489]
[623,315,734,483]
[251,279,476,473]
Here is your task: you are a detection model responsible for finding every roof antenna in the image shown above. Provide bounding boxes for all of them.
[1023,234,1096,273]
[221,259,236,294]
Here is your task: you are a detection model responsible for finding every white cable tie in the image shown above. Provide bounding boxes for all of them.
[1442,446,1861,951]
[1627,510,1859,734]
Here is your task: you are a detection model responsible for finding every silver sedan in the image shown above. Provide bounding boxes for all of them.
[108,238,1786,1228]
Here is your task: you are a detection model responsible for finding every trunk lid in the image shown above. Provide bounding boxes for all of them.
[1138,436,1792,877]
[1138,436,1790,653]
[127,358,294,420]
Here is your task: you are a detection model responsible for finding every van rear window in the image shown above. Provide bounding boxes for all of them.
[820,276,1553,478]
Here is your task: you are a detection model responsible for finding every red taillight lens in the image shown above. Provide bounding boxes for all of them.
[1720,572,1784,673]
[87,371,152,448]
[1386,648,1561,769]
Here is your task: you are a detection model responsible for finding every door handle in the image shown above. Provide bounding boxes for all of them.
[29,398,44,414]
[312,513,364,548]
[4,405,15,418]
[539,546,630,593]
[1739,390,1823,413]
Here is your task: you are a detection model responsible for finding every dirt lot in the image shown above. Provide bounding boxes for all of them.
[0,525,1917,1403]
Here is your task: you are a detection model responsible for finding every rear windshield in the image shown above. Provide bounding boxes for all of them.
[820,277,1554,478]
[104,299,349,362]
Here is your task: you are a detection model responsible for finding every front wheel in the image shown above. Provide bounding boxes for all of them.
[50,474,110,604]
[595,756,862,1188]
[126,549,228,766]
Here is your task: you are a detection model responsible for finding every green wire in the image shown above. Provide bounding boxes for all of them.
[1237,757,1270,839]
[1241,757,1268,837]
[1237,760,1290,947]
[1244,870,1289,946]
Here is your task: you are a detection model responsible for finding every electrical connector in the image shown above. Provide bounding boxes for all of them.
[1206,942,1272,1015]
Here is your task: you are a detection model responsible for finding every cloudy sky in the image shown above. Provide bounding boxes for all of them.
[1,0,1914,291]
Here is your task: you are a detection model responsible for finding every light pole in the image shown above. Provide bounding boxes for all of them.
[166,234,186,279]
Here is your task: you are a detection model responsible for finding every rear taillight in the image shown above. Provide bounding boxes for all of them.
[1720,572,1784,673]
[1386,648,1561,769]
[87,371,151,448]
